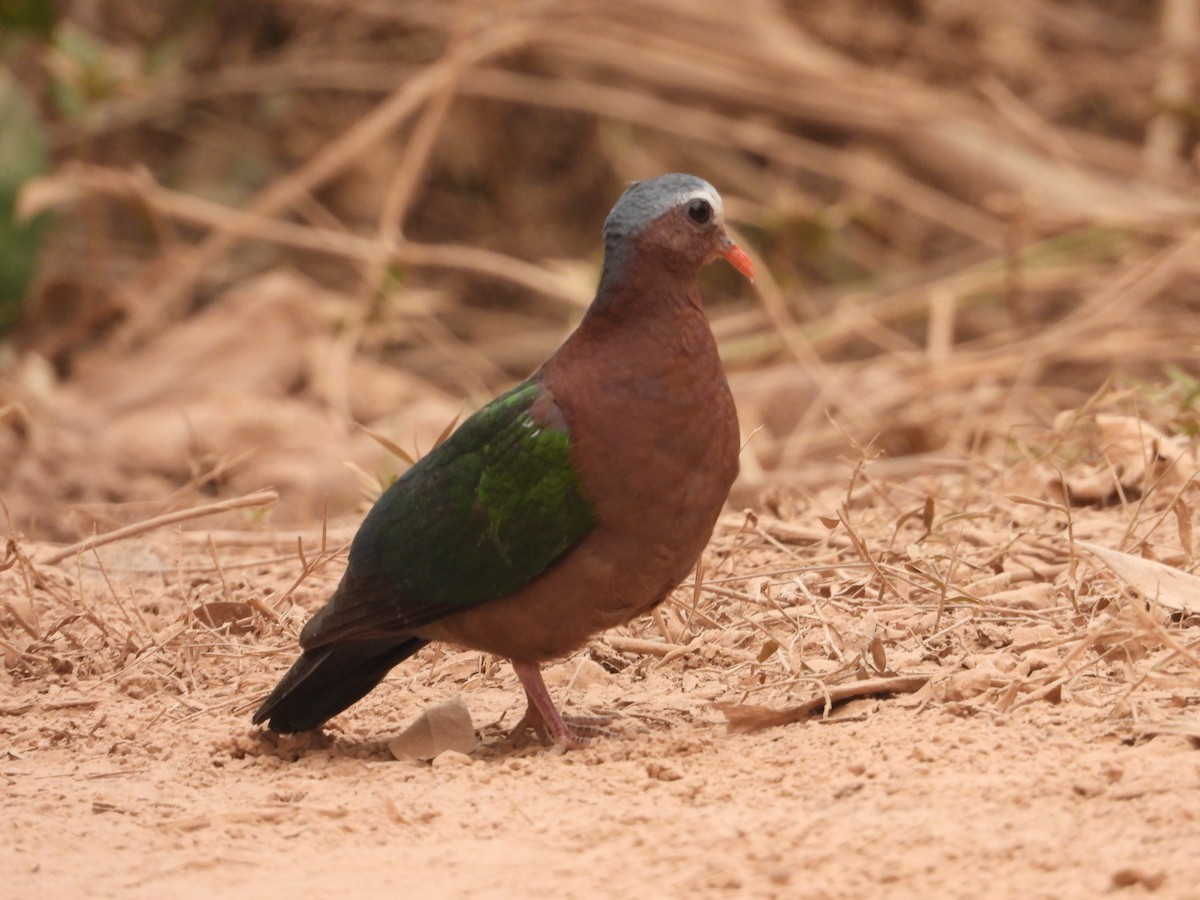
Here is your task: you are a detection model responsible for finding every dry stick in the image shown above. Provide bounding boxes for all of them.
[70,550,320,576]
[605,636,689,658]
[40,490,279,566]
[1008,617,1128,712]
[662,594,723,631]
[540,13,1191,219]
[726,230,875,436]
[0,595,39,640]
[1071,228,1200,331]
[51,45,993,262]
[837,506,902,605]
[1024,631,1155,712]
[178,526,357,548]
[679,559,706,639]
[1125,457,1200,552]
[723,222,838,387]
[808,252,1174,385]
[95,625,186,692]
[114,22,537,345]
[800,583,847,664]
[650,607,677,643]
[377,18,472,256]
[976,75,1085,166]
[716,675,932,734]
[88,546,153,644]
[1144,0,1199,178]
[67,56,1006,250]
[1055,482,1081,614]
[62,5,1178,220]
[49,102,1180,405]
[0,501,41,640]
[394,302,514,387]
[329,11,477,424]
[205,535,233,605]
[270,536,348,612]
[657,634,707,667]
[40,164,590,308]
[497,65,1000,245]
[733,671,848,701]
[72,553,117,640]
[1125,593,1200,671]
[1103,401,1158,547]
[1175,497,1195,566]
[1007,484,1084,616]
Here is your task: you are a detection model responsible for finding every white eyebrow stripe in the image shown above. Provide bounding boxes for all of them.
[680,187,723,217]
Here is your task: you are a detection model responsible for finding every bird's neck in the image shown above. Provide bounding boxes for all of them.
[586,241,704,327]
[582,278,699,330]
[573,273,709,359]
[544,258,722,404]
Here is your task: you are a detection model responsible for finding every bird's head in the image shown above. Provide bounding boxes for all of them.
[601,174,755,285]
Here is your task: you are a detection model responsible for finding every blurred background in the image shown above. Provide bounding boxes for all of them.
[2,0,1200,540]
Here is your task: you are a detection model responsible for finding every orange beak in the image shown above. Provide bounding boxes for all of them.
[720,240,756,282]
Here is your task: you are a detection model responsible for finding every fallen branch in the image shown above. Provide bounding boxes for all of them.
[605,635,690,657]
[715,674,933,734]
[40,490,279,566]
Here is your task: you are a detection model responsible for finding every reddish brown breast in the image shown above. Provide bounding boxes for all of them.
[416,248,739,663]
[543,266,740,607]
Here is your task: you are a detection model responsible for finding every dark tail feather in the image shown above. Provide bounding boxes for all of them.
[252,637,428,733]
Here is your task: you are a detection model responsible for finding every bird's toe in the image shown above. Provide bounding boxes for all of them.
[504,704,616,749]
[559,712,616,739]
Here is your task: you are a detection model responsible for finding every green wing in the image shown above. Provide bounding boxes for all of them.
[301,379,594,647]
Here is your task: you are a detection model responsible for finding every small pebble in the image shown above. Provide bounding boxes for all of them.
[431,750,473,768]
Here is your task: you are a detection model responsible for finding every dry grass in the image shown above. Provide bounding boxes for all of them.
[3,382,1198,746]
[3,1,1200,744]
[8,1,1200,524]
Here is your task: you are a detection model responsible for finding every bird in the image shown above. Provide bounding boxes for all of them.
[253,173,755,748]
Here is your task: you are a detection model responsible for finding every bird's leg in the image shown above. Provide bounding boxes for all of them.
[509,660,614,749]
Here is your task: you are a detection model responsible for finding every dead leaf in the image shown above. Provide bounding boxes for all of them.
[1053,414,1200,504]
[757,639,779,663]
[869,634,888,672]
[1076,541,1199,613]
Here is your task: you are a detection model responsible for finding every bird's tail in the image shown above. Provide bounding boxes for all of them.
[252,636,428,733]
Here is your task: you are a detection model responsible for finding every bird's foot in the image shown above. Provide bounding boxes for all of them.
[506,704,615,749]
[509,660,616,750]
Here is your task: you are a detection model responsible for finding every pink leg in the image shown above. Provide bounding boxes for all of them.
[509,661,613,749]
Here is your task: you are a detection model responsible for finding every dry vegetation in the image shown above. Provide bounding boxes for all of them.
[4,1,1200,897]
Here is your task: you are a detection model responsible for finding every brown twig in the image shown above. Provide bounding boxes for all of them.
[40,490,279,566]
[716,675,933,734]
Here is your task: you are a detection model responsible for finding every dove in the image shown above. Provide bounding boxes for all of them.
[254,173,753,747]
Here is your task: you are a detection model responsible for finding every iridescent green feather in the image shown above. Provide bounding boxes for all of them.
[302,380,594,644]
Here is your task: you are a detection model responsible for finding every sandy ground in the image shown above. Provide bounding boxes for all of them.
[4,678,1197,899]
[5,438,1200,899]
[4,280,1200,898]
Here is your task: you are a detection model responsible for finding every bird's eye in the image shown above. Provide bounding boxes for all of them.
[687,198,712,225]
